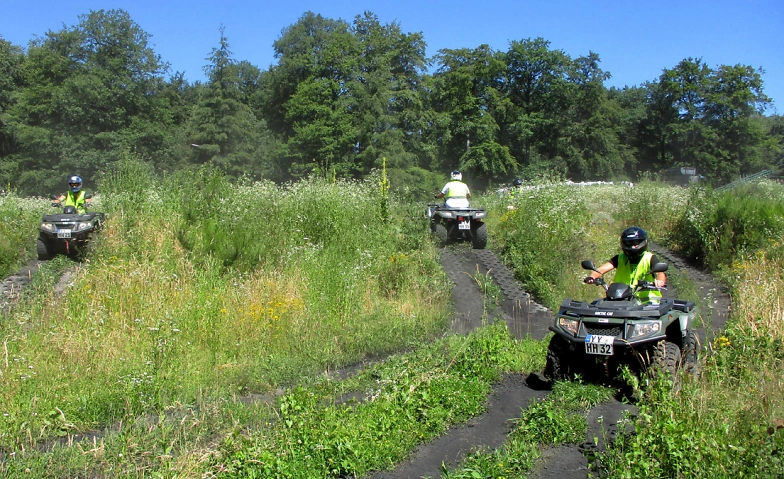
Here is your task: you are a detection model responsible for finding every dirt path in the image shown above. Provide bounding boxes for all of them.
[0,260,40,313]
[368,242,732,479]
[0,242,731,477]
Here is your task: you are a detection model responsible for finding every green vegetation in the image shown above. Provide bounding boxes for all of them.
[0,192,49,277]
[1,9,781,197]
[2,171,784,477]
[444,381,612,478]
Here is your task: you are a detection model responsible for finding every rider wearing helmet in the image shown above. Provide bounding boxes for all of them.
[583,226,667,302]
[55,175,89,214]
[508,178,523,199]
[435,170,471,208]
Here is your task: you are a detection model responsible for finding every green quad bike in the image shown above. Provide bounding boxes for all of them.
[37,195,104,260]
[544,260,700,383]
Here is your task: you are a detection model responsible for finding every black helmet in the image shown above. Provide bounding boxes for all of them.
[513,178,523,187]
[620,226,648,259]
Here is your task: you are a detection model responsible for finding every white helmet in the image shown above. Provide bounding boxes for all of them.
[450,170,462,181]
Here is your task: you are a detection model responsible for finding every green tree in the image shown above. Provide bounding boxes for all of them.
[430,45,515,184]
[563,52,629,180]
[502,38,572,176]
[349,12,428,177]
[262,12,359,178]
[7,9,173,194]
[0,37,25,185]
[704,64,772,180]
[184,28,271,179]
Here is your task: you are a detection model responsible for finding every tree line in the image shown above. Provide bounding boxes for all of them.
[0,9,781,196]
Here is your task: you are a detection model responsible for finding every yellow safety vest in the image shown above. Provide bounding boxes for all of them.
[615,251,661,302]
[444,181,469,198]
[64,191,86,214]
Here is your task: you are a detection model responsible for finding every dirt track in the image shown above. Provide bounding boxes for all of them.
[0,242,731,477]
[369,242,731,479]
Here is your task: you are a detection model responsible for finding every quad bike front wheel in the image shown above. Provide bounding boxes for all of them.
[544,335,580,381]
[650,340,682,381]
[36,237,51,261]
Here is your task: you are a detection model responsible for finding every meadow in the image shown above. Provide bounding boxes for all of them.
[1,164,783,478]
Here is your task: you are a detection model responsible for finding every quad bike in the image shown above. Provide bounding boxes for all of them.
[37,195,104,260]
[544,260,699,383]
[427,203,487,249]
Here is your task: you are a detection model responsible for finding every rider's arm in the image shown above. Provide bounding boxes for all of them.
[650,254,667,287]
[585,260,616,282]
[435,184,448,199]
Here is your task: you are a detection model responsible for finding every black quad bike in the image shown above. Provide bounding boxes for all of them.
[544,260,699,383]
[427,204,488,249]
[37,195,104,260]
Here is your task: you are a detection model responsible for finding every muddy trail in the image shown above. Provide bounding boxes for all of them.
[0,242,731,478]
[0,259,80,315]
[369,242,731,479]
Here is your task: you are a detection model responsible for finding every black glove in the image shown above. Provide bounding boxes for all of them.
[584,276,596,284]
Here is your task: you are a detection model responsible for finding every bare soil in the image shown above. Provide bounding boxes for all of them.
[367,242,731,479]
[0,241,731,478]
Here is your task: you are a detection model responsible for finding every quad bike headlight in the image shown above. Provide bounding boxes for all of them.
[40,222,56,233]
[474,211,486,218]
[74,222,90,232]
[558,316,579,335]
[439,211,454,218]
[629,321,662,339]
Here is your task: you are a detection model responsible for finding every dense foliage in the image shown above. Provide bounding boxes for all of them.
[0,9,781,197]
[2,175,784,477]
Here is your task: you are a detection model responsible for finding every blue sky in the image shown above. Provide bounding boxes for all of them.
[3,0,782,113]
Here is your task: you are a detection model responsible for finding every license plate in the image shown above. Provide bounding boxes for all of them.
[585,334,614,355]
[57,229,72,239]
[458,220,470,230]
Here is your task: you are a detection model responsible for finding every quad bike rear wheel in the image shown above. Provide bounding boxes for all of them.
[471,223,487,249]
[681,330,700,378]
[434,223,448,246]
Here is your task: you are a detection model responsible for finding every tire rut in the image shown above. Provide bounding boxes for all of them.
[0,241,732,477]
[0,260,41,314]
[368,243,732,479]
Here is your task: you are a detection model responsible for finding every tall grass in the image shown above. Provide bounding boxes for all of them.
[673,181,784,271]
[0,192,50,277]
[4,175,784,477]
[0,161,452,456]
[485,180,686,310]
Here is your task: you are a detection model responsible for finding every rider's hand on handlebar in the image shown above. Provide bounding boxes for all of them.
[584,276,596,284]
[654,279,666,288]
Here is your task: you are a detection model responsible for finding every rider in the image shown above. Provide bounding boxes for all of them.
[511,177,523,191]
[434,170,471,208]
[583,226,667,303]
[508,178,523,200]
[55,175,89,214]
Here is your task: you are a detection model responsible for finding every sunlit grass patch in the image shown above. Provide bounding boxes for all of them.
[0,192,50,276]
